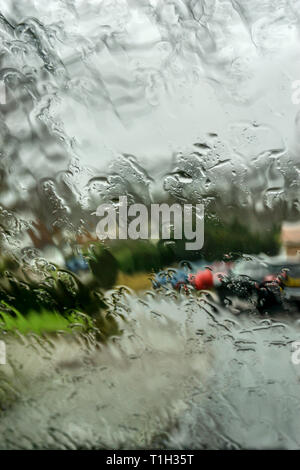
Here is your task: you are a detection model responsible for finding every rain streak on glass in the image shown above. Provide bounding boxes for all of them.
[0,0,300,450]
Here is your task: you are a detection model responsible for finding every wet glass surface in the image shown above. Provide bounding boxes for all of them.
[0,0,300,449]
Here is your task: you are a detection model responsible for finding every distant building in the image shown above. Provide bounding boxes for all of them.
[281,222,300,258]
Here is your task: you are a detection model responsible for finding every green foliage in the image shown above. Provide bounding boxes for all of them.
[202,218,280,261]
[162,216,280,262]
[0,302,94,335]
[112,240,175,274]
[0,269,106,316]
[0,267,120,340]
[85,245,119,289]
[82,239,175,278]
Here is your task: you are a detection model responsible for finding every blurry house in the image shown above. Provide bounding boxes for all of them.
[281,222,300,258]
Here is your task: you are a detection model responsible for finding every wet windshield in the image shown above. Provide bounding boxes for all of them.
[0,0,300,451]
